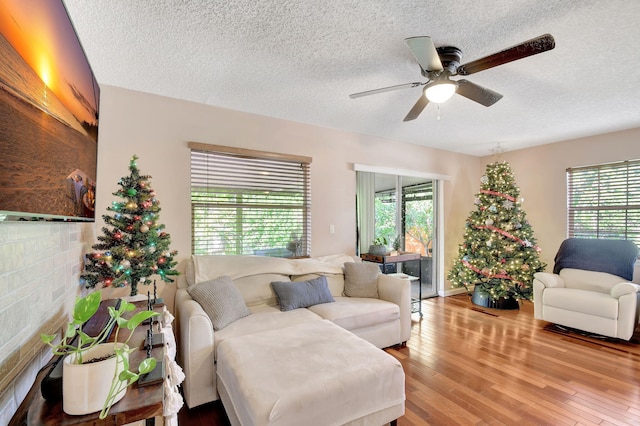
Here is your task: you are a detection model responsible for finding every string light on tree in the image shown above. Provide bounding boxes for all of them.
[447,161,546,302]
[81,155,178,296]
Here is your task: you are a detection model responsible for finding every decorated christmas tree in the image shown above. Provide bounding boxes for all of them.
[81,155,178,296]
[448,161,546,302]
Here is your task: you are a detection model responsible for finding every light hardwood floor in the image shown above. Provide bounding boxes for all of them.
[178,294,640,426]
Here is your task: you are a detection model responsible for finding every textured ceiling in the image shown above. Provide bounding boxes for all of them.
[63,0,640,156]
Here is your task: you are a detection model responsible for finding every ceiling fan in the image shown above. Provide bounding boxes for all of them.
[349,34,555,122]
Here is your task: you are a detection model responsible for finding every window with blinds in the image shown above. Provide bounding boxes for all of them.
[190,144,311,257]
[567,159,640,248]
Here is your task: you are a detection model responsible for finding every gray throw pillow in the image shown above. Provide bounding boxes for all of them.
[271,276,335,312]
[344,262,380,298]
[187,275,251,330]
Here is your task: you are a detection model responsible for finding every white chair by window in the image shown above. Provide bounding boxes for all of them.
[533,238,640,341]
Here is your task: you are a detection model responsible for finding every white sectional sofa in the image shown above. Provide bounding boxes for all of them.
[175,254,411,413]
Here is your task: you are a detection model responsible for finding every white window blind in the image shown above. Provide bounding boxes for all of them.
[567,159,640,248]
[190,145,311,257]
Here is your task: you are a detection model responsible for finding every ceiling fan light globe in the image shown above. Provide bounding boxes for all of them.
[425,81,458,103]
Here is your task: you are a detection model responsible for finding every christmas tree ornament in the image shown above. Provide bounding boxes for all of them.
[447,161,546,307]
[81,155,179,296]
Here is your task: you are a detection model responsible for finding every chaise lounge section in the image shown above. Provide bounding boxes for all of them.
[217,320,405,425]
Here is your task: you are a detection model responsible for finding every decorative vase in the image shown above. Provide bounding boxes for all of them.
[471,286,519,310]
[62,343,128,415]
[369,245,388,256]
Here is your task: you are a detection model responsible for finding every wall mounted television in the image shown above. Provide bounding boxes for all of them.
[0,0,99,222]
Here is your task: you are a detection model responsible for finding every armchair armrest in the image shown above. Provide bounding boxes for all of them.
[533,272,566,288]
[611,282,640,298]
[377,274,411,343]
[532,272,566,320]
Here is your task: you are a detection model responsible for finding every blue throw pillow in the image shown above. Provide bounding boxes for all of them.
[271,276,335,312]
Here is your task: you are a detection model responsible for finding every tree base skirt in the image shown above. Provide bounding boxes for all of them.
[471,286,519,310]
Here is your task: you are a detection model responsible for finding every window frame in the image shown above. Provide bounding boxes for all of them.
[567,158,640,248]
[189,142,312,257]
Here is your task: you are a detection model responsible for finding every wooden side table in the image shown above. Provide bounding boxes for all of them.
[361,252,423,317]
[10,300,166,426]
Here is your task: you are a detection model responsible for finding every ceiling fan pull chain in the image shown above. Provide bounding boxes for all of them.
[437,104,441,120]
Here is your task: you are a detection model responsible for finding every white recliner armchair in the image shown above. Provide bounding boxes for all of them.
[533,238,640,341]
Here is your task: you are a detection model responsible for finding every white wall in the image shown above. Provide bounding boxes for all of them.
[95,85,483,301]
[481,127,640,269]
[95,85,640,295]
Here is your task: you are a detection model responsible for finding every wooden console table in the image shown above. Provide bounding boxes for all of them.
[10,300,166,426]
[361,252,423,317]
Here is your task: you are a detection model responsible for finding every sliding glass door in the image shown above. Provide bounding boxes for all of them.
[356,171,439,299]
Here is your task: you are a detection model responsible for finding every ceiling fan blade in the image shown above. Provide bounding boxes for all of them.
[403,94,429,121]
[456,79,503,106]
[349,82,424,99]
[405,36,443,72]
[457,33,555,75]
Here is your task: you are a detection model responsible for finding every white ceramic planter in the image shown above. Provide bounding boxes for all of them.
[62,342,129,416]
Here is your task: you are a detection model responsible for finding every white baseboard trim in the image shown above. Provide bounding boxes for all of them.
[439,286,471,297]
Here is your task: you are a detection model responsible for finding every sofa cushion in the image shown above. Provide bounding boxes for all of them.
[192,254,350,284]
[213,306,322,359]
[272,276,335,311]
[187,275,251,330]
[308,296,399,330]
[559,268,627,293]
[233,273,291,308]
[291,273,345,297]
[344,262,380,298]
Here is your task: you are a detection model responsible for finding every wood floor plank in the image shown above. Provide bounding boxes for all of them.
[178,294,640,425]
[490,382,601,426]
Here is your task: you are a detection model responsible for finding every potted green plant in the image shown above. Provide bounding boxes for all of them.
[369,236,389,255]
[392,236,402,252]
[41,291,159,418]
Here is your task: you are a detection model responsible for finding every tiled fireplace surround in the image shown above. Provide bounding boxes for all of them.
[0,222,89,424]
